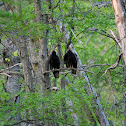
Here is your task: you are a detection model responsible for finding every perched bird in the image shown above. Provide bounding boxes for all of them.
[49,50,60,78]
[64,49,77,74]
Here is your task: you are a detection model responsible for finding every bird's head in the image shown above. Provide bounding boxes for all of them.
[66,49,70,53]
[51,50,56,55]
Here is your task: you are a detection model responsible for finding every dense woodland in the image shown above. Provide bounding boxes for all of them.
[0,0,126,126]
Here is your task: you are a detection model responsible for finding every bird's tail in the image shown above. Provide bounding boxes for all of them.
[53,71,59,78]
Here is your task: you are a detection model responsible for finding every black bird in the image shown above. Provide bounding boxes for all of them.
[64,49,77,74]
[49,50,60,78]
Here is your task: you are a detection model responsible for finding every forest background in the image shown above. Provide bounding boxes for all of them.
[0,0,126,126]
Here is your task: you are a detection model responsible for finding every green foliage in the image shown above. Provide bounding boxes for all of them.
[0,0,125,125]
[0,77,100,125]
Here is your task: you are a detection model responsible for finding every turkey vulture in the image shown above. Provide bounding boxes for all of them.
[49,51,60,78]
[64,49,77,74]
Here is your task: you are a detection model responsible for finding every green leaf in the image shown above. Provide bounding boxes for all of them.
[14,50,18,57]
[5,58,10,62]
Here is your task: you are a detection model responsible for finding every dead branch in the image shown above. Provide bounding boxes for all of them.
[0,71,24,78]
[0,63,22,72]
[105,52,123,74]
[0,72,11,77]
[71,29,83,44]
[5,71,24,78]
[110,30,122,49]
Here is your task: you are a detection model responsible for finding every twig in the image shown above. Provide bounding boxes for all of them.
[84,34,92,48]
[99,30,116,41]
[91,1,111,8]
[52,0,60,12]
[0,71,24,78]
[87,28,118,44]
[81,64,123,68]
[0,63,22,72]
[5,71,24,78]
[72,27,90,42]
[110,30,122,49]
[105,52,123,74]
[71,29,83,44]
[0,72,11,77]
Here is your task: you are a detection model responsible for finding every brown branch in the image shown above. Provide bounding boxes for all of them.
[105,52,123,74]
[51,0,60,12]
[87,28,119,45]
[43,68,95,74]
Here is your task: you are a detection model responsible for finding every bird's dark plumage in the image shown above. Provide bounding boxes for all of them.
[64,49,77,74]
[49,51,60,78]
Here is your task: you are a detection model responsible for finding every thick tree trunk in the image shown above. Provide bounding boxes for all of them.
[3,38,21,126]
[111,0,126,63]
[13,37,34,126]
[111,1,126,125]
[15,37,34,91]
[34,0,41,21]
[26,0,50,93]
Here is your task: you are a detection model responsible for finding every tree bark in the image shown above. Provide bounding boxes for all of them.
[3,38,21,126]
[111,1,126,125]
[15,37,34,91]
[111,0,126,63]
[28,0,50,92]
[34,0,41,21]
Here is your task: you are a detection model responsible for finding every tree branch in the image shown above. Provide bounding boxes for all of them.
[110,30,122,49]
[43,67,95,74]
[69,43,110,126]
[105,52,123,74]
[0,72,11,77]
[0,63,22,72]
[71,29,83,44]
[81,64,123,68]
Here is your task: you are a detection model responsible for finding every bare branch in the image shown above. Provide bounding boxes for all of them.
[0,63,22,72]
[0,72,11,77]
[51,0,60,12]
[110,30,122,49]
[81,64,123,68]
[71,29,83,44]
[6,71,24,78]
[105,52,123,74]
